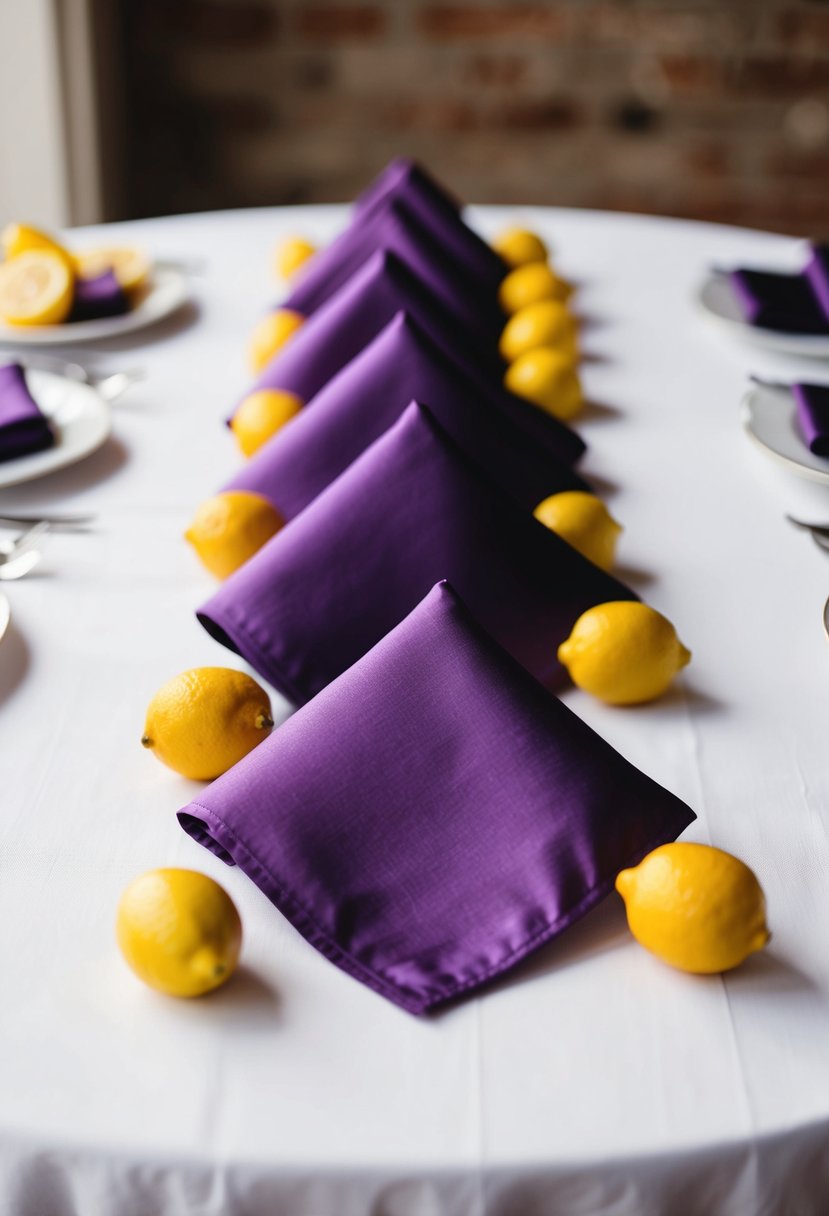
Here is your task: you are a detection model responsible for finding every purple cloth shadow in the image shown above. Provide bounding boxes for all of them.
[284,198,505,334]
[200,402,633,706]
[69,271,129,323]
[0,364,54,463]
[180,580,696,1015]
[239,249,507,416]
[793,382,829,457]
[227,311,586,520]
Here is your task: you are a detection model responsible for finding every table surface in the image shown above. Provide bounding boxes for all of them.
[1,203,829,1216]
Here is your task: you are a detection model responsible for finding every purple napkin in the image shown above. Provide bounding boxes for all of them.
[0,364,54,463]
[227,311,586,520]
[240,248,505,414]
[200,402,633,706]
[180,580,696,1015]
[352,159,505,289]
[804,244,829,320]
[793,382,829,457]
[69,271,129,323]
[284,198,505,335]
[729,265,829,334]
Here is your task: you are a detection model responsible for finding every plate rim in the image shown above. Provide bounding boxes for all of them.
[0,592,9,642]
[740,383,829,485]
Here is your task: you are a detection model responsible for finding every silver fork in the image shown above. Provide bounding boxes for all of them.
[19,354,144,403]
[0,521,48,580]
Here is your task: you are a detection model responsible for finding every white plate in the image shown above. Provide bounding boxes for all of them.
[698,272,829,358]
[0,265,188,346]
[741,380,829,485]
[0,369,111,490]
[0,593,9,641]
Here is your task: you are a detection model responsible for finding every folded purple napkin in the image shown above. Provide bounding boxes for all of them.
[241,248,505,414]
[69,271,129,323]
[284,198,505,336]
[180,580,696,1015]
[227,311,586,520]
[200,402,633,706]
[804,244,829,320]
[0,364,54,463]
[793,382,829,457]
[352,159,505,290]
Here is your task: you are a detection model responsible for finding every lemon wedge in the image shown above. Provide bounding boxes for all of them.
[0,250,74,326]
[73,245,151,292]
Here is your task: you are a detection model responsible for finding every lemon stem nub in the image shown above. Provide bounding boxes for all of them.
[141,734,153,749]
[255,713,274,730]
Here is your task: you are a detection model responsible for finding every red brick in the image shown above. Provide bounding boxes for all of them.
[731,57,829,96]
[296,5,386,40]
[137,0,277,44]
[463,55,527,88]
[497,98,581,130]
[418,5,568,40]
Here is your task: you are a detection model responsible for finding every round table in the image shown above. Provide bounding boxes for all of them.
[1,203,828,1216]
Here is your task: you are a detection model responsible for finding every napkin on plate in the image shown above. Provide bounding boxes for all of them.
[728,268,829,334]
[240,248,506,413]
[0,363,55,462]
[180,580,696,1015]
[69,270,129,323]
[793,382,829,457]
[227,310,586,520]
[200,401,633,706]
[804,244,829,320]
[284,197,505,336]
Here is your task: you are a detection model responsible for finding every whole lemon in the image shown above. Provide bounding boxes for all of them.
[230,388,303,457]
[558,601,691,705]
[274,236,316,280]
[248,308,305,374]
[117,868,243,997]
[499,298,577,363]
[142,666,274,780]
[504,347,583,421]
[0,249,74,326]
[498,262,571,314]
[616,843,770,974]
[492,226,549,268]
[534,491,622,571]
[185,490,283,579]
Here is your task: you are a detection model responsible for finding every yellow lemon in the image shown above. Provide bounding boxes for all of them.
[616,843,770,974]
[230,388,304,458]
[248,308,305,374]
[498,262,571,314]
[117,868,243,997]
[534,491,622,571]
[558,601,691,705]
[141,666,274,780]
[492,226,549,268]
[499,299,577,363]
[274,236,316,280]
[504,347,582,421]
[0,249,74,326]
[1,222,73,270]
[73,245,151,292]
[185,490,283,580]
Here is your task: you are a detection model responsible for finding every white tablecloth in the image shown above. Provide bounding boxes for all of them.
[1,204,829,1216]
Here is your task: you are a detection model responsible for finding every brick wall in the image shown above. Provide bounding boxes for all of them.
[113,0,829,235]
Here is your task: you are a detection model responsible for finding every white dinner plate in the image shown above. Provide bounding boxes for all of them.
[741,380,829,485]
[698,271,829,358]
[0,593,9,642]
[0,265,188,346]
[0,369,111,490]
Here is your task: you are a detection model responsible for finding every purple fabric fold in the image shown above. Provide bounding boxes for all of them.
[729,266,829,334]
[793,382,829,458]
[69,271,129,323]
[180,580,696,1015]
[804,244,829,321]
[0,364,54,463]
[239,249,506,415]
[227,310,586,520]
[200,401,633,706]
[284,198,505,332]
[354,158,462,219]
